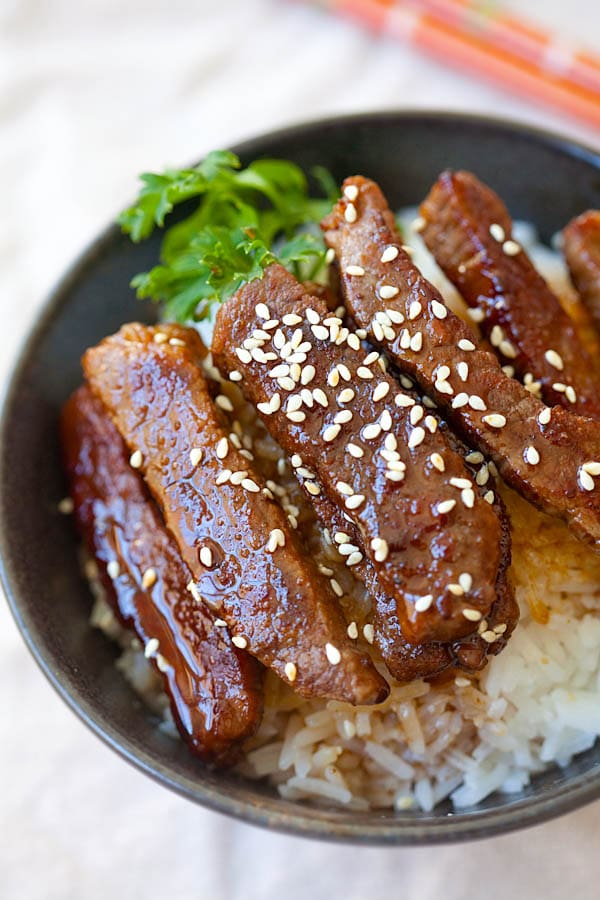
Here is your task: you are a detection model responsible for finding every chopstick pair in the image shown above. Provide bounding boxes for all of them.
[308,0,600,130]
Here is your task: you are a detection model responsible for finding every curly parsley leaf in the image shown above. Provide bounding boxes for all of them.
[119,151,338,322]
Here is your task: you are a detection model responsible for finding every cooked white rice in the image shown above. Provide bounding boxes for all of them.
[89,214,600,812]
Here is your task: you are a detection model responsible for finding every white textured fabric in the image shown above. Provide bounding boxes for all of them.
[1,2,600,897]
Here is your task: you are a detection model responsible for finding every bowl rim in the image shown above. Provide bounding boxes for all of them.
[2,108,600,845]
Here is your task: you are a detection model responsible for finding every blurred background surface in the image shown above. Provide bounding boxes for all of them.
[1,1,599,897]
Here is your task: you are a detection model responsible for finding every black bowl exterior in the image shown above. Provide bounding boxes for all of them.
[2,111,600,845]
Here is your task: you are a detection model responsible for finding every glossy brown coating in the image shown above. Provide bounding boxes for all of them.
[83,323,387,706]
[419,170,600,418]
[322,176,600,553]
[212,265,503,646]
[61,386,263,763]
[563,210,600,334]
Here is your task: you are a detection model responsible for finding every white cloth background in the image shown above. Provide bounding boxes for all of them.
[1,2,600,897]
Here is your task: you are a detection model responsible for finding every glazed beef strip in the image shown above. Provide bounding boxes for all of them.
[211,265,506,648]
[419,170,600,418]
[83,323,387,706]
[563,210,600,333]
[322,176,600,553]
[61,386,263,763]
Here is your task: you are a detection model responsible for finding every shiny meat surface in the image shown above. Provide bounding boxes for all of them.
[83,323,388,706]
[322,176,600,553]
[419,170,600,417]
[211,265,505,646]
[563,210,600,333]
[61,386,263,763]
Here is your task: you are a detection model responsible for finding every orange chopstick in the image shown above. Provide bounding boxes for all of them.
[309,0,600,130]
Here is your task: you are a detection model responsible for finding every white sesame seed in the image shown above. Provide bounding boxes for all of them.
[399,329,411,350]
[282,313,303,326]
[459,572,473,592]
[311,324,329,341]
[216,437,229,460]
[538,407,552,425]
[455,677,471,688]
[169,337,186,347]
[107,560,120,579]
[410,405,424,425]
[476,465,489,486]
[372,320,385,342]
[408,300,422,320]
[582,461,600,476]
[362,423,382,440]
[291,454,302,468]
[141,567,157,589]
[489,223,505,242]
[153,332,168,344]
[452,392,469,409]
[347,622,358,639]
[347,333,361,351]
[458,339,476,351]
[229,370,242,382]
[415,595,433,612]
[187,581,202,603]
[305,482,321,496]
[381,246,399,263]
[267,528,285,552]
[437,499,456,515]
[363,624,375,644]
[566,386,577,404]
[235,347,252,364]
[385,471,405,482]
[338,542,359,556]
[287,410,306,423]
[457,362,469,382]
[461,488,475,508]
[468,395,487,411]
[346,265,365,276]
[372,382,390,402]
[339,388,355,403]
[129,450,143,469]
[524,446,540,465]
[334,531,351,543]
[395,393,415,408]
[579,468,596,491]
[344,184,359,201]
[462,608,482,622]
[450,477,472,490]
[216,394,234,412]
[481,630,497,644]
[484,490,495,504]
[305,308,320,325]
[323,424,341,442]
[379,410,392,431]
[331,579,344,597]
[410,332,423,352]
[345,494,365,510]
[431,299,447,319]
[490,325,503,347]
[466,451,484,464]
[215,469,232,485]
[500,340,517,359]
[430,453,445,472]
[385,434,398,451]
[346,551,363,567]
[436,365,450,382]
[553,382,566,393]
[448,584,464,596]
[379,284,399,300]
[347,442,364,458]
[503,239,521,256]
[255,302,270,320]
[482,414,507,428]
[338,364,351,381]
[356,367,374,382]
[287,395,303,413]
[344,203,357,223]
[412,216,426,232]
[467,308,485,323]
[326,643,341,664]
[334,410,353,425]
[336,481,354,496]
[371,537,389,562]
[144,638,159,658]
[435,380,453,395]
[312,388,328,407]
[269,364,289,379]
[241,478,260,492]
[232,635,247,649]
[199,547,213,567]
[408,426,425,449]
[301,365,316,385]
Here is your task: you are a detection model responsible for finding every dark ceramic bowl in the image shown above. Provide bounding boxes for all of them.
[2,111,600,845]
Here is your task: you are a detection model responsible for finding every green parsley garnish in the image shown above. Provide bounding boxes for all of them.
[118,151,338,322]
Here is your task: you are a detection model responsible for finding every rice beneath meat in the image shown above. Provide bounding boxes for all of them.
[88,215,600,812]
